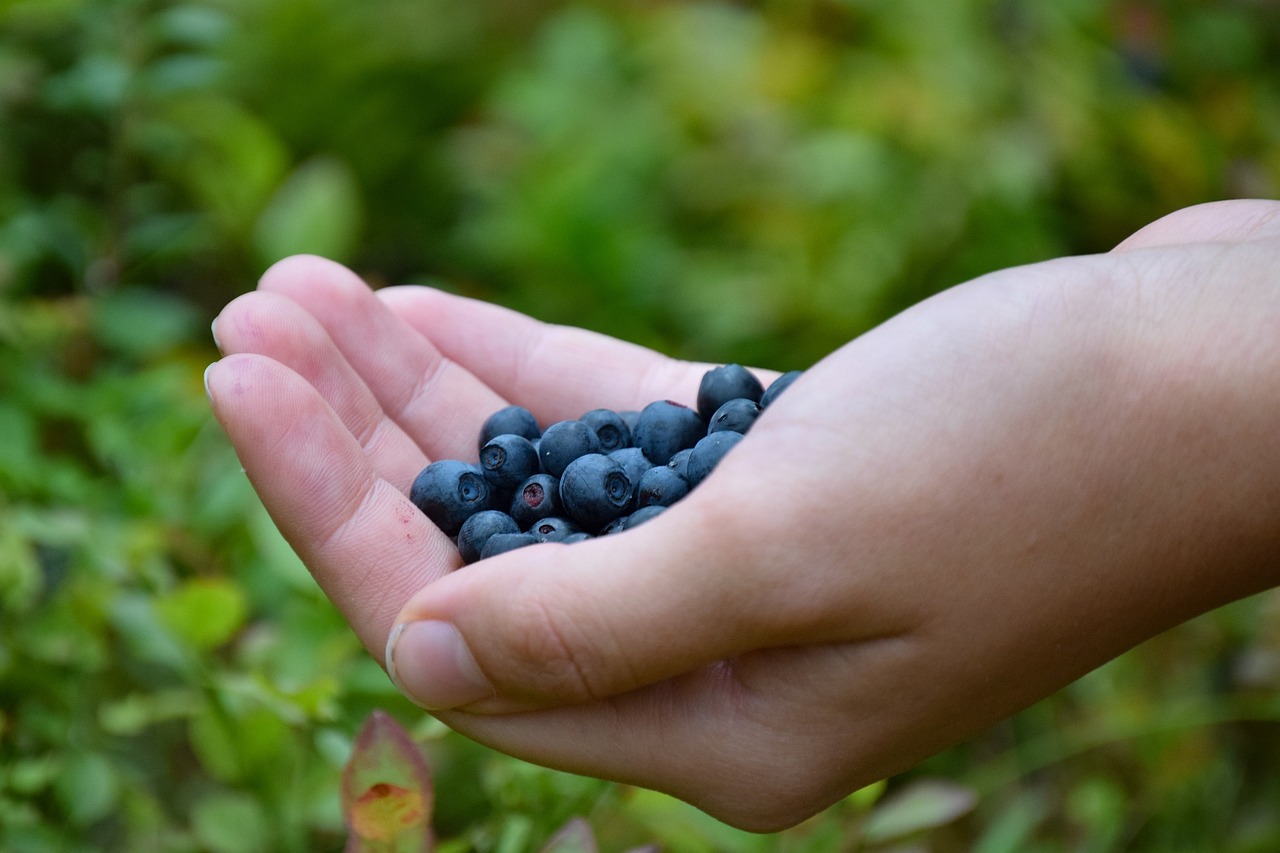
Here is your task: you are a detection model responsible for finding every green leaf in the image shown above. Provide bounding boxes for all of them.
[53,753,119,826]
[862,779,978,845]
[192,791,271,853]
[91,287,199,358]
[253,156,363,266]
[539,818,597,853]
[154,577,248,651]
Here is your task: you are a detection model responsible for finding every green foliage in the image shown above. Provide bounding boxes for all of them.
[3,0,1280,850]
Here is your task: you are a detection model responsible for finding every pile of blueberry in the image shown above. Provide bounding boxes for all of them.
[410,365,802,563]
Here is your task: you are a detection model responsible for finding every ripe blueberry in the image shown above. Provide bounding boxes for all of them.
[633,400,703,465]
[759,370,802,409]
[510,473,562,529]
[480,434,541,490]
[529,516,580,543]
[697,364,763,421]
[580,408,632,453]
[685,431,743,487]
[708,397,761,435]
[457,510,520,564]
[636,465,690,508]
[479,405,541,451]
[539,420,602,477]
[410,460,493,536]
[559,453,634,532]
[480,532,540,559]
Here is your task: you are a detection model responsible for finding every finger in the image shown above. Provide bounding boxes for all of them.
[213,290,427,492]
[383,443,909,714]
[378,286,780,422]
[1113,199,1280,252]
[257,255,507,462]
[205,353,459,659]
[435,636,935,832]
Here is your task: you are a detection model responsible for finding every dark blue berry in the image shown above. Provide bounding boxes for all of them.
[580,408,632,453]
[480,532,540,560]
[686,431,744,487]
[410,460,493,536]
[479,434,541,490]
[509,473,562,529]
[666,448,692,480]
[457,510,520,564]
[697,364,764,421]
[759,370,802,409]
[607,447,652,502]
[539,420,602,477]
[636,465,690,508]
[479,405,541,451]
[562,532,593,544]
[708,398,761,435]
[626,505,666,529]
[559,453,634,532]
[633,400,703,466]
[529,516,580,542]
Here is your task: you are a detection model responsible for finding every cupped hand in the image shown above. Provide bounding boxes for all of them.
[206,200,1280,831]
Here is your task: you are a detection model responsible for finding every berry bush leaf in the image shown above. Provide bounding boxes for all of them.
[539,817,598,853]
[861,779,978,845]
[342,710,434,853]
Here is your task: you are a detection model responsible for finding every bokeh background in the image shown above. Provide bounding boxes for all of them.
[3,0,1280,850]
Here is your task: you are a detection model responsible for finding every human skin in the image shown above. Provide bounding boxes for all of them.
[206,200,1280,832]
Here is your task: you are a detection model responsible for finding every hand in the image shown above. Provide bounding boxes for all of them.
[206,200,1280,831]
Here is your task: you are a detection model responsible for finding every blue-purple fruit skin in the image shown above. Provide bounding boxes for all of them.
[559,453,634,532]
[708,398,761,435]
[410,460,493,536]
[686,431,744,487]
[636,465,690,508]
[510,473,562,529]
[539,420,602,477]
[626,505,666,529]
[480,532,540,560]
[529,516,580,542]
[666,448,692,480]
[608,447,653,502]
[697,364,764,421]
[580,408,632,453]
[633,400,704,466]
[479,405,541,451]
[457,510,520,564]
[480,434,541,490]
[759,370,803,409]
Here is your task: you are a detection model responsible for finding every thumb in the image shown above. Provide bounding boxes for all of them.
[384,490,796,712]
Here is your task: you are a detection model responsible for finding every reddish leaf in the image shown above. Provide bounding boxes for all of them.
[539,817,599,853]
[341,710,434,853]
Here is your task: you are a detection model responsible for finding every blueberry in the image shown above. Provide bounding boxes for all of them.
[539,420,602,477]
[509,473,562,529]
[707,398,761,435]
[599,515,630,536]
[479,405,541,451]
[558,453,634,532]
[410,460,493,536]
[618,410,641,436]
[666,448,693,480]
[480,532,540,560]
[562,532,594,544]
[480,434,541,490]
[636,465,690,508]
[457,510,520,564]
[580,408,632,453]
[633,400,703,466]
[607,447,653,502]
[759,370,803,409]
[697,364,764,421]
[625,504,666,529]
[529,516,580,543]
[685,431,744,487]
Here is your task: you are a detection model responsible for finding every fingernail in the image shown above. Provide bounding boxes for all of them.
[203,361,217,404]
[211,316,223,353]
[385,621,494,710]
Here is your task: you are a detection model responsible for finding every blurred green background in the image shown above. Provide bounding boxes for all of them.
[3,0,1280,850]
